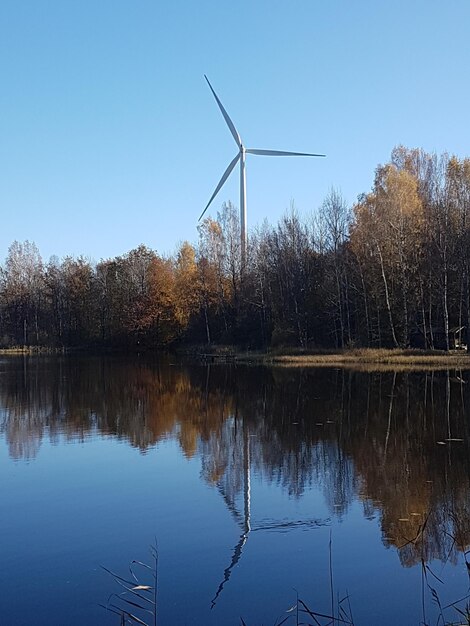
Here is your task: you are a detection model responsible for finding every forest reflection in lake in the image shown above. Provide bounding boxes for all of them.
[0,356,469,625]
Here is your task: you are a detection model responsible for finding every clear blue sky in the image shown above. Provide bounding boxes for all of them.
[1,0,469,263]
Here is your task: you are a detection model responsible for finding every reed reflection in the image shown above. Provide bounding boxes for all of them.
[1,356,469,572]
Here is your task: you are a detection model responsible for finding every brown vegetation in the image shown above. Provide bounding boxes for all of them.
[1,147,470,352]
[238,347,470,371]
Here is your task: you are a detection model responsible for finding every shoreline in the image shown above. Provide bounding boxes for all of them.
[2,346,470,371]
[233,348,470,371]
[0,346,68,355]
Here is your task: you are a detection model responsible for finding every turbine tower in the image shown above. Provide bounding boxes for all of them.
[199,75,325,266]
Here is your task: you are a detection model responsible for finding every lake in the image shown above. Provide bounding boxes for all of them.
[0,356,469,625]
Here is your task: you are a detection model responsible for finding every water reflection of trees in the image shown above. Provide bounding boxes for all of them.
[1,357,469,567]
[0,356,235,459]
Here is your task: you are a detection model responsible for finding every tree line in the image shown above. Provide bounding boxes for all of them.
[1,145,470,350]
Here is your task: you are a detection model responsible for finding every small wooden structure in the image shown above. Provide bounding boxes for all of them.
[410,325,467,350]
[450,326,467,350]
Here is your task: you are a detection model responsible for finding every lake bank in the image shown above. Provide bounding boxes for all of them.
[0,346,67,355]
[231,347,470,370]
[3,345,470,372]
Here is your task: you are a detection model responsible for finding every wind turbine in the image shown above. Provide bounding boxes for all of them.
[199,75,325,265]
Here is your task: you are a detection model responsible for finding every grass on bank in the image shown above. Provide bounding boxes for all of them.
[233,347,470,370]
[0,345,67,355]
[2,345,470,371]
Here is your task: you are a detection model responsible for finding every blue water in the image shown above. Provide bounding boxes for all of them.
[0,356,468,625]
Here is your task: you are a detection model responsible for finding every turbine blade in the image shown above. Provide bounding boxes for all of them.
[246,149,325,157]
[199,153,240,221]
[205,75,242,147]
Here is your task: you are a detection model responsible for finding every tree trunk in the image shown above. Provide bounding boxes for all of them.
[377,244,399,347]
[443,256,450,351]
[204,303,211,345]
[467,263,470,352]
[419,279,428,349]
[359,263,370,346]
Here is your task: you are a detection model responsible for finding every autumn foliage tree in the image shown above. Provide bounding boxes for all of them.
[1,146,469,351]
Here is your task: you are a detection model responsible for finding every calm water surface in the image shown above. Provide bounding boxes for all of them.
[0,356,469,625]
